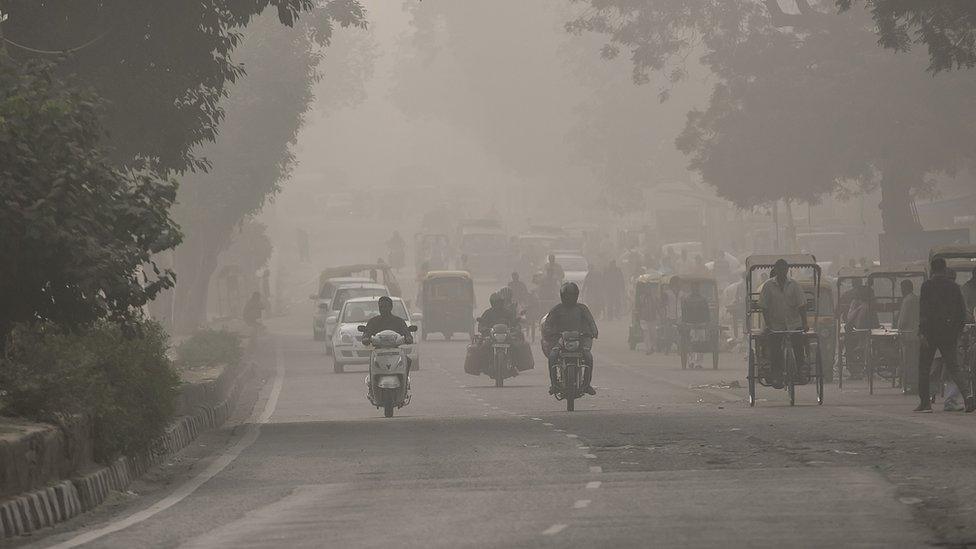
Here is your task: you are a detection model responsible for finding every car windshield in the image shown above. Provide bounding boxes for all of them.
[556,256,588,271]
[340,300,408,323]
[333,288,388,310]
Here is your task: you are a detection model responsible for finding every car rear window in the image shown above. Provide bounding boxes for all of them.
[333,288,388,310]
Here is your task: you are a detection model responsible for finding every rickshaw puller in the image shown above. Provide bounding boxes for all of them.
[758,259,808,388]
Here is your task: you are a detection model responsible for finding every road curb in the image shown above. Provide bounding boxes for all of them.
[0,357,256,539]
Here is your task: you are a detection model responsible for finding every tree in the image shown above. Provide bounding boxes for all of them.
[2,0,363,173]
[838,1,976,73]
[168,6,369,332]
[568,0,976,234]
[0,57,181,342]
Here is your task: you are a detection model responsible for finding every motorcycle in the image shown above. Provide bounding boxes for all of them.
[488,323,515,387]
[358,326,417,417]
[551,331,590,412]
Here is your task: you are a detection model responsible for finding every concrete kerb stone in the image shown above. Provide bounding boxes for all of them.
[0,352,256,540]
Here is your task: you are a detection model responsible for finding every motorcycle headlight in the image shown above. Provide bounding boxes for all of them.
[493,333,508,343]
[564,340,580,351]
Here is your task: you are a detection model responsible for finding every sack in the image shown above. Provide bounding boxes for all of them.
[513,340,535,371]
[464,343,490,376]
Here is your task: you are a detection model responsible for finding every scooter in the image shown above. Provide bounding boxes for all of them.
[358,326,417,417]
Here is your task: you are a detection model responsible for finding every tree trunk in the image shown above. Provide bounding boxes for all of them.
[879,170,922,235]
[171,229,231,335]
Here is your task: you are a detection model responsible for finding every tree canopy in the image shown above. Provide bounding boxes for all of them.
[0,57,181,341]
[568,0,976,233]
[838,1,976,73]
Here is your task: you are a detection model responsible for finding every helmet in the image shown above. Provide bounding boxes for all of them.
[378,295,393,313]
[489,292,503,308]
[560,282,579,305]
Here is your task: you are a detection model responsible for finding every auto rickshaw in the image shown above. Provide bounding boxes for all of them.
[629,272,663,351]
[835,267,871,388]
[657,274,683,354]
[419,271,475,341]
[745,255,825,406]
[676,275,722,370]
[863,265,927,395]
[929,246,976,399]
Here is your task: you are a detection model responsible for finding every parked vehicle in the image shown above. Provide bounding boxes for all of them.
[629,272,663,351]
[324,282,390,351]
[419,271,475,340]
[359,326,418,418]
[675,275,722,370]
[863,265,927,394]
[332,296,421,373]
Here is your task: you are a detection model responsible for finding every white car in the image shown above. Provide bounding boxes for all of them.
[324,282,390,351]
[311,276,372,340]
[331,296,421,373]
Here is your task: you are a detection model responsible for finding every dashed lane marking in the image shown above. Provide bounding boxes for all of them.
[590,466,603,474]
[542,524,567,536]
[542,422,554,427]
[583,453,597,459]
[586,481,601,489]
[530,417,542,421]
[566,434,578,439]
[573,500,591,509]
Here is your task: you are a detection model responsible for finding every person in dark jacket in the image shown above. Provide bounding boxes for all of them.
[542,282,599,395]
[915,257,971,412]
[363,296,414,343]
[478,293,518,334]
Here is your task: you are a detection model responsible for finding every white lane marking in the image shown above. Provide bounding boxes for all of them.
[50,339,286,549]
[583,453,597,459]
[542,422,554,427]
[577,446,589,450]
[590,466,603,473]
[530,417,542,421]
[566,434,578,439]
[573,500,591,509]
[542,524,567,536]
[586,481,601,489]
[554,429,565,432]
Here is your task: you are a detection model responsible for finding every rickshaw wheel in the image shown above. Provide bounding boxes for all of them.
[785,345,797,406]
[816,344,824,405]
[748,347,757,407]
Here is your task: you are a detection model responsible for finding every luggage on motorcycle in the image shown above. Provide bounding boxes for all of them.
[464,342,490,375]
[513,340,535,371]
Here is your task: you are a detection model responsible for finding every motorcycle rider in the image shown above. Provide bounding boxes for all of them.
[543,282,599,396]
[363,296,414,346]
[478,292,518,334]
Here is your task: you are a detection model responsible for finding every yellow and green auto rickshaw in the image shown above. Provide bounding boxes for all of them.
[419,271,475,341]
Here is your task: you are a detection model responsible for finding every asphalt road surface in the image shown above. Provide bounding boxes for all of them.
[25,310,976,548]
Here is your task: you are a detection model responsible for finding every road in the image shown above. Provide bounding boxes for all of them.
[26,308,976,548]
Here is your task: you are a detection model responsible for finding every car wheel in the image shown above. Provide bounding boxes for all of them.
[333,359,344,373]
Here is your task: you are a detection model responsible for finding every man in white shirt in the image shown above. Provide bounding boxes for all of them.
[758,259,808,388]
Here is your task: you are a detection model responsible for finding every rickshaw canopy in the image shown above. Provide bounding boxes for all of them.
[745,254,820,272]
[929,245,976,262]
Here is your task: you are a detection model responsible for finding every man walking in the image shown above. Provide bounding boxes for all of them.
[896,279,919,394]
[915,257,972,413]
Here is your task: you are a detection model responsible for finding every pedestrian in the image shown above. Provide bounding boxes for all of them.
[243,291,264,328]
[583,265,605,319]
[681,282,710,368]
[896,279,920,394]
[914,257,972,413]
[604,260,626,320]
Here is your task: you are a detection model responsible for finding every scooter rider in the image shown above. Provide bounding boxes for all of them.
[363,296,414,344]
[543,282,599,395]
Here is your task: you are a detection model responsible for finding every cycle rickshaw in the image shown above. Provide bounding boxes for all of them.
[677,275,722,370]
[929,246,976,400]
[628,272,663,351]
[863,265,927,395]
[746,255,825,406]
[835,267,871,388]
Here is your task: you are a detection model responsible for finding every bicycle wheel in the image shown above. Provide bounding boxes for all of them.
[785,345,796,406]
[748,345,757,407]
[816,342,824,405]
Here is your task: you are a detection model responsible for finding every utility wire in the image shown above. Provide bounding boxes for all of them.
[3,29,110,55]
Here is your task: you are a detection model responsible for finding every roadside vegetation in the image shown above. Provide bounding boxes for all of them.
[175,329,244,370]
[0,321,179,463]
